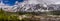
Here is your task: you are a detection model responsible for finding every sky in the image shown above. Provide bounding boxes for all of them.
[1,0,24,6]
[0,0,60,6]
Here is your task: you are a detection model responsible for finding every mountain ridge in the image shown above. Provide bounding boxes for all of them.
[0,0,60,12]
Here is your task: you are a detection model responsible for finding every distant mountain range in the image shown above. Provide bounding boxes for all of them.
[0,0,60,12]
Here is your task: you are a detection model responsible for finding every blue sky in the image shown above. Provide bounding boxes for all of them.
[2,0,24,6]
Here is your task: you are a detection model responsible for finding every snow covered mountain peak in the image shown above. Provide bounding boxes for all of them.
[0,0,60,12]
